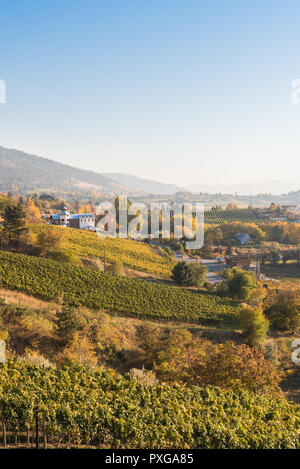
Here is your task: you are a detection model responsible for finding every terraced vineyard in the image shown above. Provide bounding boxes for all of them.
[1,359,299,449]
[204,208,269,224]
[30,224,174,278]
[0,250,236,324]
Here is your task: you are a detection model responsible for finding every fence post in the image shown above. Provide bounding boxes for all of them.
[35,408,39,449]
[2,421,6,448]
[43,417,47,449]
[1,401,6,448]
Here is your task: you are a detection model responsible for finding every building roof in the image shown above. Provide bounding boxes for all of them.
[51,212,94,219]
[69,213,94,220]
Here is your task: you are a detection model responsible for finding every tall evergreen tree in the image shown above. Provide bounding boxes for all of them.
[55,305,81,344]
[2,203,27,242]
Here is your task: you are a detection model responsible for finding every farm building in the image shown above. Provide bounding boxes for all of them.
[225,254,251,269]
[50,206,95,230]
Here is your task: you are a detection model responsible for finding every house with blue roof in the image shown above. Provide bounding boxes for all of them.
[50,205,95,230]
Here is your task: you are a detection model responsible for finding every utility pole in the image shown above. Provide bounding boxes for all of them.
[256,255,261,276]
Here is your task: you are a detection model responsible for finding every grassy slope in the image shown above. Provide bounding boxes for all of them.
[0,250,237,324]
[30,224,174,278]
[261,263,300,282]
[204,208,269,224]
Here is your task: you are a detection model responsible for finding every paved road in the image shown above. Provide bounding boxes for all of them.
[175,255,225,284]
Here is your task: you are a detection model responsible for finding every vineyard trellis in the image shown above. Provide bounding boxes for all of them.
[0,251,236,324]
[30,224,174,278]
[0,359,299,449]
[204,209,270,224]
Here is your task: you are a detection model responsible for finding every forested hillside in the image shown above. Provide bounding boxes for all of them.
[0,146,128,193]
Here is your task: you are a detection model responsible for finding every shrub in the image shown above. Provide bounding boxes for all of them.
[45,248,80,265]
[37,229,65,254]
[22,352,55,369]
[263,341,279,365]
[172,261,207,287]
[198,342,281,394]
[219,267,257,301]
[264,291,300,332]
[129,368,157,386]
[238,305,269,347]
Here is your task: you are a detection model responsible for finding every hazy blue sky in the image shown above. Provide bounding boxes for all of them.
[0,0,300,186]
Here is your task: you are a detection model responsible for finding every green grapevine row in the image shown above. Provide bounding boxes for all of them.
[0,359,299,449]
[204,209,269,224]
[30,224,174,278]
[0,250,236,324]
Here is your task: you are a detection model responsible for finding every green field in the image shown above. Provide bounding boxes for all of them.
[261,263,300,282]
[204,208,269,224]
[0,250,236,324]
[30,224,174,278]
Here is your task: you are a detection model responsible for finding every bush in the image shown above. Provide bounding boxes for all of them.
[45,248,80,265]
[129,368,157,386]
[0,305,27,323]
[22,352,55,369]
[264,291,300,332]
[199,243,215,259]
[172,261,207,287]
[238,305,269,347]
[37,229,64,254]
[198,342,280,394]
[219,267,257,301]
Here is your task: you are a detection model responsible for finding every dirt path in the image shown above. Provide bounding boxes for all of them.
[0,288,60,311]
[0,287,240,337]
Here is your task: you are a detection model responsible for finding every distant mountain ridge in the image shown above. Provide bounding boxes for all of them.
[0,146,183,195]
[0,146,129,193]
[104,172,181,195]
[186,181,300,195]
[1,145,299,197]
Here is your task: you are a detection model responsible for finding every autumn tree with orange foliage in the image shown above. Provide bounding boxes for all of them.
[147,329,280,395]
[78,204,92,214]
[26,199,41,223]
[198,342,281,395]
[63,330,98,366]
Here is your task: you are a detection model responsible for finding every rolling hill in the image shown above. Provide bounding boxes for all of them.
[0,250,236,324]
[0,146,129,193]
[0,145,184,195]
[30,223,174,278]
[104,172,182,194]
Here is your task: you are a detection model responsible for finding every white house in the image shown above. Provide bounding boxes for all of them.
[235,233,252,245]
[50,206,95,230]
